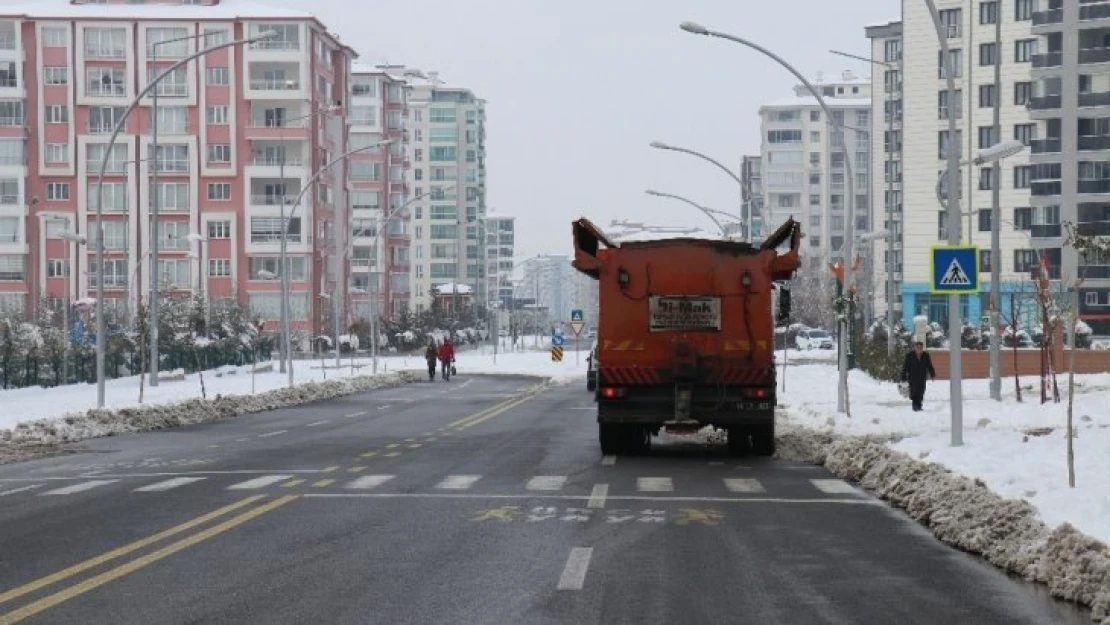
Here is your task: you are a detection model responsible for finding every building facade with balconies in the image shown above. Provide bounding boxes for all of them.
[1,0,356,343]
[896,0,1039,329]
[484,214,514,309]
[1030,0,1110,334]
[740,154,764,239]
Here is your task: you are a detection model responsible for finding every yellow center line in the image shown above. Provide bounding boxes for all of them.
[407,444,422,449]
[347,466,366,473]
[384,452,402,458]
[0,496,298,624]
[456,395,537,430]
[0,496,264,606]
[445,394,530,428]
[385,444,400,449]
[322,466,339,473]
[282,479,304,488]
[312,479,335,488]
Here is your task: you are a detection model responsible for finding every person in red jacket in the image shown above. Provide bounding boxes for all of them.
[437,339,455,381]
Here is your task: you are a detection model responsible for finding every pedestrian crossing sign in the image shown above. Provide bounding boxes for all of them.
[930,245,980,294]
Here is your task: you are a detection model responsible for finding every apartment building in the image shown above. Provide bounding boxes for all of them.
[348,63,410,321]
[405,76,487,314]
[893,0,1038,328]
[1029,0,1110,334]
[517,254,595,329]
[757,72,872,276]
[3,0,355,341]
[740,154,764,239]
[484,214,514,309]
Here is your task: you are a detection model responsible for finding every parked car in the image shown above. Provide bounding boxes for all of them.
[586,341,598,392]
[795,328,834,350]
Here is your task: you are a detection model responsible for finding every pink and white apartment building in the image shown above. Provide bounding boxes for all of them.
[0,0,394,337]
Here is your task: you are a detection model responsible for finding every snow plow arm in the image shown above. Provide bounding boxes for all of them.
[762,218,802,281]
[572,217,614,279]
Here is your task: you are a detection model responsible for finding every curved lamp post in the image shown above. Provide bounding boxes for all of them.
[680,19,858,415]
[92,29,277,408]
[644,189,726,236]
[278,139,395,387]
[648,141,749,241]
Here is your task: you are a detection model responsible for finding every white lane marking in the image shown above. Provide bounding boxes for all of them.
[724,478,765,493]
[435,475,481,490]
[377,406,389,411]
[346,475,395,489]
[526,476,567,491]
[601,456,617,466]
[587,484,609,509]
[75,469,328,478]
[133,477,206,493]
[258,430,288,438]
[637,477,673,492]
[810,479,859,494]
[345,411,367,418]
[304,493,883,505]
[0,484,43,496]
[235,438,250,442]
[305,420,329,427]
[40,480,119,496]
[227,475,293,490]
[557,547,594,591]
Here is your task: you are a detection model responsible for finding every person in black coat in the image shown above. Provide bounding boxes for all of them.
[901,341,937,412]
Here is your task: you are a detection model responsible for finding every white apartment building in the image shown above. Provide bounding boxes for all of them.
[885,0,1039,328]
[1029,0,1110,335]
[758,72,873,277]
[740,155,764,239]
[485,214,514,308]
[406,75,487,314]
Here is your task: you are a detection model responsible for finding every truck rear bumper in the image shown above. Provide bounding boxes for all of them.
[597,387,775,426]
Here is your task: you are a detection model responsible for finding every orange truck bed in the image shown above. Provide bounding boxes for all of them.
[572,217,801,456]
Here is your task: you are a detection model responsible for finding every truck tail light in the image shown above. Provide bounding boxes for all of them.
[600,387,628,400]
[742,387,772,400]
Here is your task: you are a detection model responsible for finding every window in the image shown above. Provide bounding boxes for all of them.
[157,221,191,250]
[884,130,902,152]
[154,107,185,133]
[884,39,901,63]
[979,43,996,66]
[47,183,68,201]
[0,216,18,243]
[938,130,962,159]
[44,104,66,124]
[45,143,68,164]
[1015,0,1033,21]
[0,62,14,88]
[1014,82,1032,105]
[151,183,189,212]
[249,23,299,50]
[938,49,962,78]
[979,84,996,108]
[349,105,376,125]
[208,220,231,239]
[0,103,19,129]
[206,67,229,86]
[207,144,231,164]
[0,255,25,281]
[0,178,16,204]
[352,78,376,97]
[430,146,456,162]
[767,129,803,145]
[101,221,126,249]
[88,106,125,133]
[87,144,127,172]
[147,27,188,57]
[84,27,125,58]
[938,89,963,119]
[809,131,821,143]
[154,144,189,172]
[350,191,380,210]
[1014,249,1039,273]
[1014,165,1032,188]
[42,27,67,47]
[207,183,231,201]
[44,67,67,85]
[208,259,231,277]
[1015,39,1036,63]
[206,106,229,124]
[883,69,901,93]
[147,67,187,97]
[202,28,229,47]
[980,250,992,272]
[250,217,301,243]
[430,107,456,123]
[47,259,70,278]
[978,126,997,150]
[939,8,962,37]
[155,259,190,288]
[1013,207,1032,229]
[87,181,127,212]
[87,68,125,97]
[980,1,998,24]
[1014,123,1036,146]
[979,168,995,190]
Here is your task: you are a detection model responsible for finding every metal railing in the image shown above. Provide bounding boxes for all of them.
[1033,9,1064,25]
[249,78,299,90]
[1032,52,1063,68]
[249,194,296,205]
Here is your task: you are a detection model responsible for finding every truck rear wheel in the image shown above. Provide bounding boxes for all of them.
[750,423,776,456]
[726,426,749,456]
[624,425,651,455]
[599,424,623,455]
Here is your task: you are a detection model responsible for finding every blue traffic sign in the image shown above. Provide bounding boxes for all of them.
[570,309,584,322]
[551,335,565,346]
[931,245,980,294]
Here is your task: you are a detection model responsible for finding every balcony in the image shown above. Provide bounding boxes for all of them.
[1032,9,1064,26]
[1081,2,1110,22]
[1078,220,1110,236]
[1080,47,1110,65]
[1031,180,1062,196]
[1079,135,1110,151]
[1032,52,1064,68]
[1030,224,1063,238]
[249,194,297,206]
[1030,138,1062,154]
[1079,179,1110,194]
[249,78,300,91]
[1027,95,1061,110]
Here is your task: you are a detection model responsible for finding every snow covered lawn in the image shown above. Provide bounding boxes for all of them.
[383,347,590,383]
[779,362,1110,545]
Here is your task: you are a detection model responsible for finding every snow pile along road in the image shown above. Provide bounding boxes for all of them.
[777,422,1110,622]
[0,370,416,463]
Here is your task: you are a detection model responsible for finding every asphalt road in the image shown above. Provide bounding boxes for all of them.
[0,373,1090,624]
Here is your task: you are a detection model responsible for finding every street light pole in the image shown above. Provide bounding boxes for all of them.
[989,9,1004,401]
[648,141,749,242]
[92,30,277,408]
[681,20,857,414]
[644,189,727,236]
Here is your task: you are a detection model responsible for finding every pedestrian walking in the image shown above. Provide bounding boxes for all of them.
[901,341,937,412]
[424,341,438,381]
[438,339,456,381]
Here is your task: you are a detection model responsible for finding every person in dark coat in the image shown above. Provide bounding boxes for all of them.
[424,341,438,381]
[901,341,937,412]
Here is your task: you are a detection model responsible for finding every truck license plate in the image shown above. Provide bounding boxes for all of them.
[649,296,722,332]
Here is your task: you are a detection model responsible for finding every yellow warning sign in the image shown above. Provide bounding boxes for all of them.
[551,346,564,362]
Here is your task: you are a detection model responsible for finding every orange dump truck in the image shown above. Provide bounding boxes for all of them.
[572,217,802,456]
